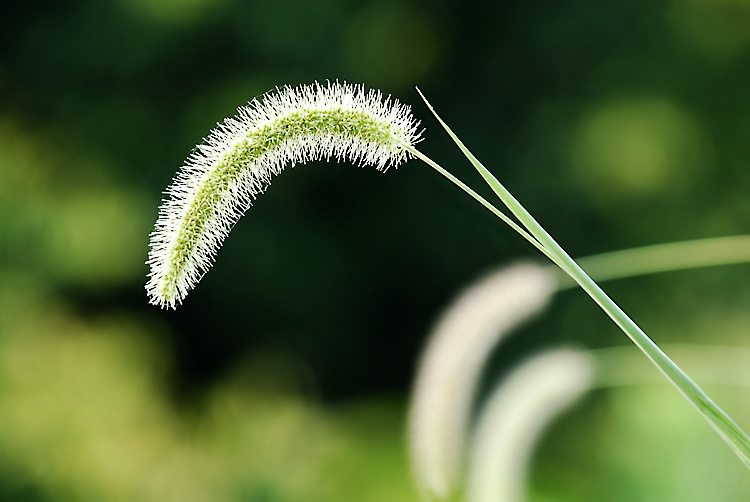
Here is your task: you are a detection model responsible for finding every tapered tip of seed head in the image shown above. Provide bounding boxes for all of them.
[146,80,421,308]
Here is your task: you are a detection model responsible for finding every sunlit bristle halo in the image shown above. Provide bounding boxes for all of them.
[146,81,421,309]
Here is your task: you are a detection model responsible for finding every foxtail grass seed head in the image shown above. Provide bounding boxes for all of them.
[466,349,594,502]
[146,81,421,308]
[408,263,556,499]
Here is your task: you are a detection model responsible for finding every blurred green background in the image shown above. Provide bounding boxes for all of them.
[1,0,749,500]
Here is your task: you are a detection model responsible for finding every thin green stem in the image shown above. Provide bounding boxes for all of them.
[406,146,559,266]
[415,89,750,469]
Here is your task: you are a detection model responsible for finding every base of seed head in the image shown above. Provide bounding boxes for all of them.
[146,81,421,308]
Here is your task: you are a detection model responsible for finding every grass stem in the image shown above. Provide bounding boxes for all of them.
[414,89,750,469]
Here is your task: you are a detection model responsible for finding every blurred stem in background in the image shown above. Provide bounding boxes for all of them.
[563,235,750,288]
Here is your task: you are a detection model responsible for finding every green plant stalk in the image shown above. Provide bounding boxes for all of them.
[413,90,750,468]
[407,148,559,266]
[562,235,750,288]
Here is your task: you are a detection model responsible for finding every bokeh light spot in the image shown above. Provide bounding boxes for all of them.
[45,188,152,287]
[669,0,750,58]
[568,96,710,205]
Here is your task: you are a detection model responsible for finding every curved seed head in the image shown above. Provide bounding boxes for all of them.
[146,81,421,308]
[466,349,594,502]
[408,262,557,499]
